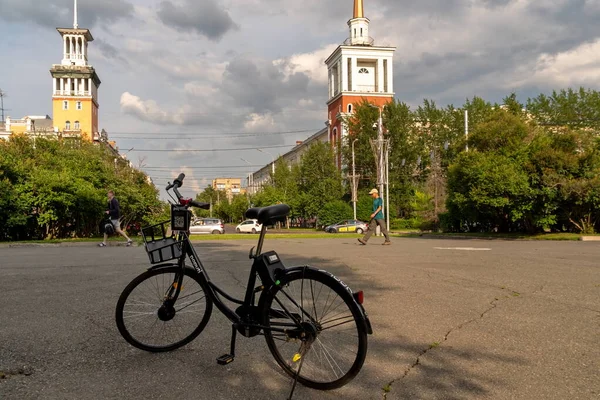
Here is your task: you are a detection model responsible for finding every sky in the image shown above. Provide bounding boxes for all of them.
[1,0,600,198]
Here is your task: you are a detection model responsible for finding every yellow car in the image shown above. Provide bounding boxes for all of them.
[324,220,368,234]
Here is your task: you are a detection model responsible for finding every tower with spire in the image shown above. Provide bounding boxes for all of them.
[50,0,101,141]
[324,0,395,160]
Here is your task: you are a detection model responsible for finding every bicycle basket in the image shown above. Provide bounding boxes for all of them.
[141,221,183,264]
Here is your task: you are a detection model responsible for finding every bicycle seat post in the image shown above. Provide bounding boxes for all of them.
[255,224,268,257]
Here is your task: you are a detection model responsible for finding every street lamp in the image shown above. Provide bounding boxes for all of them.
[368,104,390,233]
[257,148,275,175]
[240,158,254,195]
[351,138,358,221]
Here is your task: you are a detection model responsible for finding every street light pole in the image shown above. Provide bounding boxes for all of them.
[368,104,387,235]
[257,148,275,176]
[465,109,469,152]
[351,138,358,221]
[240,158,254,195]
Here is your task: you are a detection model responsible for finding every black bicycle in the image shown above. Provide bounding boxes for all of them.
[115,173,373,397]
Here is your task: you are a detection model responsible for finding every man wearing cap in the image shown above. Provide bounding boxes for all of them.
[358,188,391,245]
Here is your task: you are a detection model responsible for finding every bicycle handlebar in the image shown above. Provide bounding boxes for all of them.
[166,173,209,209]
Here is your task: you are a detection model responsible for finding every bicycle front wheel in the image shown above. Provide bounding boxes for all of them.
[115,266,213,352]
[260,267,368,390]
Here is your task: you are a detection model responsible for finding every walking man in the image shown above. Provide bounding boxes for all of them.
[99,190,133,247]
[358,188,391,245]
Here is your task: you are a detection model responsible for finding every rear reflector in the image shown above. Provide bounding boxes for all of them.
[353,291,364,305]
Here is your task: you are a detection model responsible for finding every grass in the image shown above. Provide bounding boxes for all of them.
[188,233,363,240]
[3,230,594,244]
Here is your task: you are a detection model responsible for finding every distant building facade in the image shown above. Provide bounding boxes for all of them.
[2,0,106,145]
[212,178,245,202]
[249,0,395,189]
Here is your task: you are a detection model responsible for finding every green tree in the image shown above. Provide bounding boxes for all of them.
[297,142,343,223]
[318,200,353,227]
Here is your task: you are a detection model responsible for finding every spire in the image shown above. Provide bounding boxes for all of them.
[74,0,78,29]
[353,0,364,19]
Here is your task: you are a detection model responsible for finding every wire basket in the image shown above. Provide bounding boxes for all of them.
[141,221,183,264]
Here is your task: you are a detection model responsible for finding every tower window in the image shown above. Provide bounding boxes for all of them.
[358,68,369,74]
[360,28,363,36]
[63,100,69,110]
[76,101,82,110]
[74,121,80,130]
[348,104,353,113]
[65,121,71,130]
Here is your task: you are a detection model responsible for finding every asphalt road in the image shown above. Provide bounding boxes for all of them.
[1,237,598,399]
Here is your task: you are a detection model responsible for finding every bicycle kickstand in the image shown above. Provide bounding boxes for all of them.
[287,351,306,400]
[216,324,237,365]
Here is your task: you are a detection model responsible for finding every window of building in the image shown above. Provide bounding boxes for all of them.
[74,121,80,130]
[65,121,71,130]
[63,101,69,110]
[348,104,353,113]
[358,68,369,74]
[76,101,82,110]
[360,28,363,36]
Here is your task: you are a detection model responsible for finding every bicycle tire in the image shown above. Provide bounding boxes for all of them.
[115,266,213,352]
[260,267,368,390]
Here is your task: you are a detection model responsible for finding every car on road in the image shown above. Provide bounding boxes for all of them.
[324,220,368,234]
[236,219,263,234]
[190,218,225,234]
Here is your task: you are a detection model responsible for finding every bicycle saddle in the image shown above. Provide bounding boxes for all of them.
[245,204,290,225]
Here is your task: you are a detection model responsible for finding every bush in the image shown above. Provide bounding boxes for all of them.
[317,200,353,227]
[390,218,422,230]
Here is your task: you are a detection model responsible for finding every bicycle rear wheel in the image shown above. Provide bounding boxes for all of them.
[260,267,368,390]
[115,266,213,352]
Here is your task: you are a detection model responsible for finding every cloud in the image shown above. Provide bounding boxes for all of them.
[0,0,134,29]
[221,55,311,114]
[120,92,178,125]
[157,0,238,41]
[275,44,339,85]
[524,39,600,88]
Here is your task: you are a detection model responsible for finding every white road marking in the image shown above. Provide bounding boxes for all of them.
[434,247,492,251]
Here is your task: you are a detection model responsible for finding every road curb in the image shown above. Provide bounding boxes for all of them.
[579,236,600,241]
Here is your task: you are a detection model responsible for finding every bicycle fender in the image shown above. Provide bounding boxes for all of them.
[147,262,181,271]
[265,266,373,335]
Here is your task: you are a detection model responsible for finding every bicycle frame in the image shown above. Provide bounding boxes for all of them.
[154,224,294,336]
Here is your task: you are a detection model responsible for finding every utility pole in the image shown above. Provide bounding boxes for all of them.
[0,89,7,122]
[351,139,359,221]
[369,104,388,235]
[465,109,469,152]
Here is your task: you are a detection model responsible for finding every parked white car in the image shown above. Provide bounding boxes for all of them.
[235,219,263,234]
[189,218,224,234]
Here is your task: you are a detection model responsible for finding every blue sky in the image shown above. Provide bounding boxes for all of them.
[1,0,600,198]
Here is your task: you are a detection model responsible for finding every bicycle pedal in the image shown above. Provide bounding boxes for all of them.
[216,354,235,365]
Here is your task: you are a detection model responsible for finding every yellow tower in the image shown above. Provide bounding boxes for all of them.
[50,0,101,141]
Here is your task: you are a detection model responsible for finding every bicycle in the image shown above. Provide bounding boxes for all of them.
[115,173,373,398]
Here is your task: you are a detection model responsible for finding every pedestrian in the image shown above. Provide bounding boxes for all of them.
[99,190,133,247]
[358,188,391,245]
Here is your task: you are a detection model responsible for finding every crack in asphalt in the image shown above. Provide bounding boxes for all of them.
[224,267,247,290]
[381,292,507,399]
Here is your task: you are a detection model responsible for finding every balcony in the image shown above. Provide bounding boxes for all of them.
[343,37,375,46]
[53,90,91,96]
[352,85,376,93]
[63,54,88,62]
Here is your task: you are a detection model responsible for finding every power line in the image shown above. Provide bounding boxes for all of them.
[109,128,319,138]
[142,165,263,170]
[129,144,295,153]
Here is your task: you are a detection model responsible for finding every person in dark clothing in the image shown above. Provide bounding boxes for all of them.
[358,188,391,245]
[99,190,132,247]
